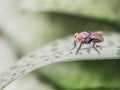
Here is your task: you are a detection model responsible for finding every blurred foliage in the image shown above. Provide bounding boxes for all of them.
[39,60,120,89]
[4,74,55,90]
[0,0,120,89]
[0,36,17,72]
[22,0,120,25]
[0,0,119,54]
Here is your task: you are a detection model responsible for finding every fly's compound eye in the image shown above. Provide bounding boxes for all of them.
[78,34,83,41]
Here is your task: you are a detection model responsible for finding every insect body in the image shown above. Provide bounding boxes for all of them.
[71,31,104,52]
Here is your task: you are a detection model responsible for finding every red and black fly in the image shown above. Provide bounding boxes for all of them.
[71,31,105,52]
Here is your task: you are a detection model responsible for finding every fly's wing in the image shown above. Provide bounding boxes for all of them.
[92,31,103,35]
[90,32,104,42]
[92,31,112,36]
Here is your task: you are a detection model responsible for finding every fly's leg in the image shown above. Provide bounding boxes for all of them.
[92,39,100,54]
[71,40,76,50]
[76,42,83,52]
[95,44,101,47]
[92,39,96,48]
[93,39,100,47]
[87,31,92,37]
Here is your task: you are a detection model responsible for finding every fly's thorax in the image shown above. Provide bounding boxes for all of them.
[80,32,89,38]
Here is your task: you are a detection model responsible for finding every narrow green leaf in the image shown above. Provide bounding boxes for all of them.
[0,32,120,89]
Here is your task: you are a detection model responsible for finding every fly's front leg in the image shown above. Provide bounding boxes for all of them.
[76,42,83,52]
[71,40,76,50]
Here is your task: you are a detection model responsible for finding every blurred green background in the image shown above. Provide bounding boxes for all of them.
[0,0,120,90]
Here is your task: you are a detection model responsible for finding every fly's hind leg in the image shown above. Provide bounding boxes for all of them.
[95,43,101,47]
[92,39,100,54]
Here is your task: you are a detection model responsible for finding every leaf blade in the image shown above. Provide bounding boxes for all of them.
[0,32,120,89]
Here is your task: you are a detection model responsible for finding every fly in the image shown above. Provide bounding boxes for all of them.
[71,31,104,53]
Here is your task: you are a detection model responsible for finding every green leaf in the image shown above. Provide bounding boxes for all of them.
[0,0,120,89]
[0,32,120,89]
[39,60,120,89]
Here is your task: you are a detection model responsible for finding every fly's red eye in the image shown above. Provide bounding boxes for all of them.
[78,35,83,41]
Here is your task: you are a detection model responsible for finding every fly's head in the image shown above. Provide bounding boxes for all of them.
[74,32,83,42]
